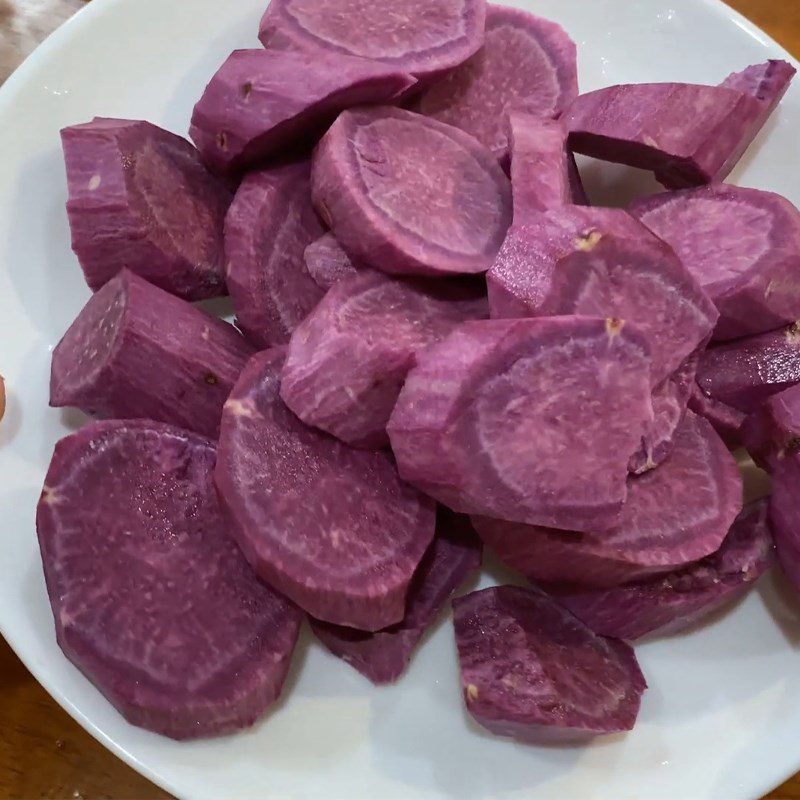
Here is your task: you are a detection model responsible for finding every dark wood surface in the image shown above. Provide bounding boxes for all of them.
[2,0,800,798]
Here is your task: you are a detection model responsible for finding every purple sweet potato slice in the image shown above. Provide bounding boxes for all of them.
[304,233,361,290]
[215,349,435,631]
[387,316,653,533]
[695,322,800,414]
[36,420,302,740]
[556,499,774,640]
[768,452,800,597]
[486,208,717,385]
[628,351,699,475]
[742,383,800,471]
[562,82,772,189]
[631,185,800,340]
[50,270,254,439]
[453,585,646,742]
[259,0,486,84]
[473,412,743,588]
[310,508,482,684]
[281,271,487,448]
[721,60,795,126]
[225,161,324,347]
[688,383,746,448]
[190,49,415,175]
[507,113,574,222]
[61,118,232,300]
[414,5,578,158]
[311,106,512,277]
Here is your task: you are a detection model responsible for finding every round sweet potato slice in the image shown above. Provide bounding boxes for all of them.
[36,420,302,740]
[215,349,436,631]
[311,106,512,277]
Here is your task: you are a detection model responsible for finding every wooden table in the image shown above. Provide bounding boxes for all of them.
[2,1,800,798]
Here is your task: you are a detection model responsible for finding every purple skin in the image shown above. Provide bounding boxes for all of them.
[695,322,800,414]
[453,586,646,743]
[311,106,512,277]
[304,233,361,290]
[61,118,232,300]
[414,5,578,158]
[631,185,800,341]
[556,499,775,641]
[563,81,771,189]
[214,349,436,631]
[190,49,416,175]
[387,316,653,534]
[628,351,699,475]
[36,420,302,741]
[49,270,254,439]
[281,270,488,448]
[310,508,482,684]
[688,383,746,448]
[742,383,800,472]
[721,60,796,133]
[507,113,573,222]
[258,0,487,84]
[473,412,744,589]
[486,208,718,386]
[224,161,324,348]
[769,452,800,599]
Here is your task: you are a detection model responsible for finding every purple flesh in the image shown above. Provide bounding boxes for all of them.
[688,383,746,448]
[473,412,743,588]
[304,233,361,290]
[769,453,800,599]
[414,5,578,158]
[387,316,653,533]
[36,420,302,740]
[311,106,512,277]
[61,118,232,300]
[224,161,324,348]
[453,585,646,742]
[486,208,718,385]
[507,113,573,222]
[190,49,415,174]
[557,499,775,640]
[631,185,800,341]
[696,322,800,413]
[742,383,800,471]
[215,349,436,631]
[281,271,488,448]
[259,0,486,83]
[628,351,699,474]
[310,508,482,684]
[49,270,254,439]
[563,81,772,189]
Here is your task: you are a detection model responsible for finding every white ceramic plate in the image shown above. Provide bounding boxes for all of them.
[1,1,799,798]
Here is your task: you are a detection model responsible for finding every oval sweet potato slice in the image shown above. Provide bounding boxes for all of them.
[215,349,436,631]
[631,185,800,340]
[258,0,486,83]
[473,412,743,588]
[556,499,774,640]
[453,585,646,742]
[387,316,653,533]
[415,5,578,157]
[36,420,302,740]
[312,106,512,277]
